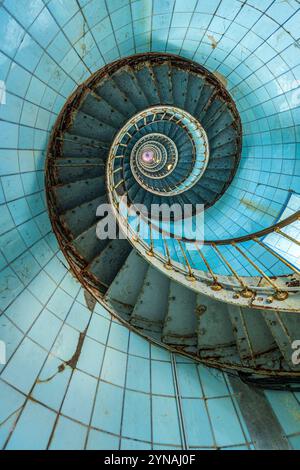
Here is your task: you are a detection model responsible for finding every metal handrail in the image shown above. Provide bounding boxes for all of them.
[113,198,299,301]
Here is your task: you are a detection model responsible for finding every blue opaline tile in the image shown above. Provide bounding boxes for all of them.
[28,308,62,349]
[198,366,229,398]
[43,256,67,283]
[101,347,127,387]
[0,9,25,57]
[66,301,91,332]
[182,398,214,447]
[128,332,150,358]
[92,381,123,434]
[28,270,57,304]
[207,397,245,447]
[82,0,107,29]
[0,315,23,368]
[18,219,42,247]
[0,379,25,447]
[111,5,131,30]
[0,266,24,310]
[77,337,105,377]
[177,363,202,398]
[289,435,300,450]
[151,344,171,361]
[126,355,150,393]
[87,429,119,450]
[122,390,151,441]
[62,369,97,424]
[32,355,72,411]
[6,400,56,450]
[152,396,182,446]
[121,439,151,450]
[107,321,129,352]
[29,7,60,48]
[49,416,87,450]
[11,251,40,285]
[1,337,47,394]
[87,312,110,344]
[265,391,300,435]
[152,361,175,396]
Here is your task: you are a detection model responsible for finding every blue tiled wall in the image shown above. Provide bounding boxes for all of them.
[0,0,300,449]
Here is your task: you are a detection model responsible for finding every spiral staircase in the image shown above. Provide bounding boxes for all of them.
[46,53,300,379]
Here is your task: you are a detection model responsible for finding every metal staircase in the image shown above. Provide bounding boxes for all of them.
[46,53,300,377]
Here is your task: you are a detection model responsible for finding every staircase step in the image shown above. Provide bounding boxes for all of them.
[134,63,161,105]
[87,239,132,287]
[104,250,148,319]
[184,73,205,115]
[72,224,109,264]
[209,125,237,148]
[60,195,107,239]
[152,62,173,105]
[61,133,109,158]
[53,176,105,213]
[96,77,136,118]
[130,266,170,333]
[228,306,282,370]
[171,67,189,109]
[54,157,105,184]
[80,91,127,129]
[69,110,116,142]
[196,295,240,363]
[194,84,215,121]
[162,281,197,346]
[113,67,149,111]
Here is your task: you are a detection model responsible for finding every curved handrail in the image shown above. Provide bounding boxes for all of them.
[108,186,300,303]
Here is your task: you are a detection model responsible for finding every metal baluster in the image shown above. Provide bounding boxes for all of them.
[195,245,222,290]
[113,179,124,191]
[274,228,300,246]
[212,243,254,298]
[178,240,196,282]
[132,212,141,242]
[253,238,300,276]
[232,242,288,301]
[146,220,154,257]
[163,236,173,270]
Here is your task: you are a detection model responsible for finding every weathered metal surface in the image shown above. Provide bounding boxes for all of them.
[196,294,240,362]
[130,265,170,332]
[53,176,105,213]
[60,195,107,238]
[263,310,300,370]
[162,281,197,346]
[87,239,132,287]
[105,250,148,318]
[228,374,291,450]
[228,306,283,370]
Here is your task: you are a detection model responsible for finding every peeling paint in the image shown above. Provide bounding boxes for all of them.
[207,34,218,49]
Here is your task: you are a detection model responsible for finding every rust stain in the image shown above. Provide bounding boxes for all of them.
[36,328,87,384]
[36,363,66,384]
[65,327,87,369]
[207,34,218,50]
[213,71,228,89]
